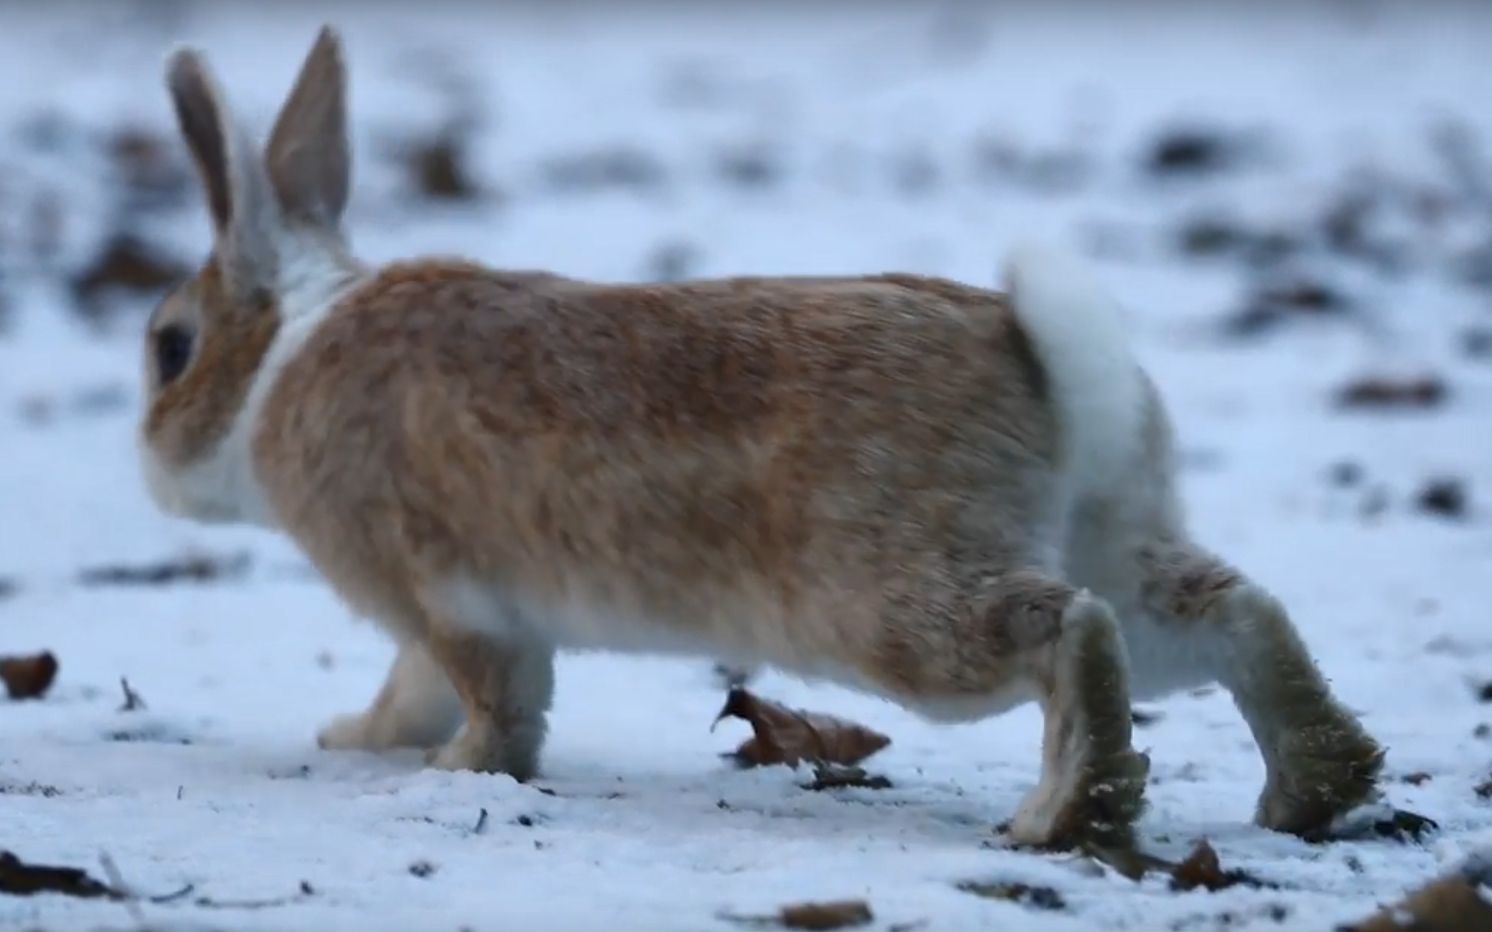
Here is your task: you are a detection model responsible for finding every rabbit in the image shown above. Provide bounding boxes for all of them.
[138,25,1387,850]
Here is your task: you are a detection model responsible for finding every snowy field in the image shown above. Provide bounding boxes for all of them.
[3,1,1491,929]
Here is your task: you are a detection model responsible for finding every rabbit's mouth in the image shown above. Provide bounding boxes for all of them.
[137,429,263,527]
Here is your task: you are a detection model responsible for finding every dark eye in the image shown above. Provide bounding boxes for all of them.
[154,324,194,385]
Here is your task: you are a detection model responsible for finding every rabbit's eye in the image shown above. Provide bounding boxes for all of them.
[154,324,194,385]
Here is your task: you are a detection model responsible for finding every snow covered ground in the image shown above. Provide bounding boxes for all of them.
[3,1,1491,929]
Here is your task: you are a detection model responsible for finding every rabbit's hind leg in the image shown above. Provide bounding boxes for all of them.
[1127,543,1385,836]
[867,570,1149,850]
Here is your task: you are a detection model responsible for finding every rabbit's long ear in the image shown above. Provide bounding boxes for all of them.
[265,26,350,232]
[166,48,279,302]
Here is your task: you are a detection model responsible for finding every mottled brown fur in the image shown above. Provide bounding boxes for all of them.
[256,262,1059,689]
[1136,542,1244,621]
[245,262,1136,848]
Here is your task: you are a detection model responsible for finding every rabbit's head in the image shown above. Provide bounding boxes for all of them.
[139,26,362,524]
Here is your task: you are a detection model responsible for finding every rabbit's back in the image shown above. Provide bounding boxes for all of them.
[253,262,1061,671]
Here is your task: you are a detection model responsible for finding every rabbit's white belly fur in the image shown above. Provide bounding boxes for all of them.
[429,575,1036,721]
[432,575,763,659]
[428,575,886,689]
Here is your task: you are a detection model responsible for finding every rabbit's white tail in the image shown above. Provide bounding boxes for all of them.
[1004,243,1146,495]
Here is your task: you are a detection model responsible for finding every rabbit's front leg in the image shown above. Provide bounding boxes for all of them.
[318,639,462,752]
[415,585,556,781]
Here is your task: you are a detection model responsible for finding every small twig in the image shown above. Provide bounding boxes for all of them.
[184,882,318,910]
[98,851,148,927]
[80,553,249,589]
[148,883,197,904]
[118,677,146,712]
[472,807,489,835]
[191,893,304,910]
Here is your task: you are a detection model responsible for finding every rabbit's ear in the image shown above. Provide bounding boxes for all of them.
[265,26,350,232]
[166,48,279,302]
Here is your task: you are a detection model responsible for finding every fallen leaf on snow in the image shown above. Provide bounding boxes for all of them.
[1078,839,1272,890]
[721,899,874,930]
[1338,850,1492,931]
[712,688,890,769]
[779,900,874,930]
[0,850,118,899]
[1169,839,1266,892]
[0,652,58,700]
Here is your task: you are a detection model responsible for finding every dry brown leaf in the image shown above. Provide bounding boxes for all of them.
[778,900,874,930]
[0,850,118,899]
[0,652,58,700]
[1169,839,1266,892]
[1079,839,1271,891]
[713,688,890,768]
[720,899,874,931]
[1340,873,1492,931]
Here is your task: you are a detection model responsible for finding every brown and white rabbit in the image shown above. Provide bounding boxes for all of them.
[138,26,1387,848]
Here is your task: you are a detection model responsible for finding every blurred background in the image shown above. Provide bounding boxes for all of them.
[1,2,1490,926]
[3,0,1488,582]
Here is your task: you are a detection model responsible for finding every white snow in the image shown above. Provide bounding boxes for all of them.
[3,1,1491,930]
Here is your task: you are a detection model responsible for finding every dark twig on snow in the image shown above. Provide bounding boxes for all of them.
[79,552,249,588]
[98,852,147,926]
[118,676,146,712]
